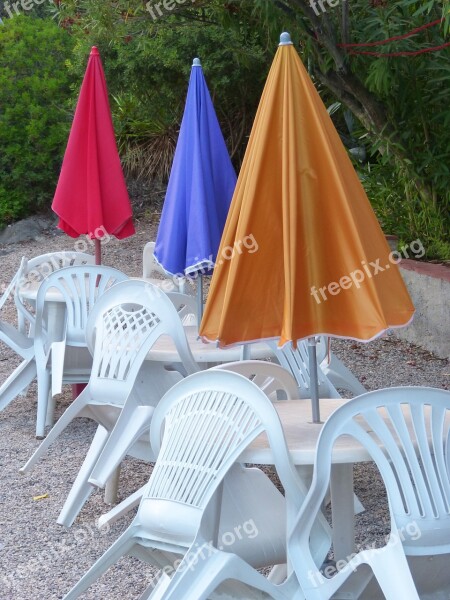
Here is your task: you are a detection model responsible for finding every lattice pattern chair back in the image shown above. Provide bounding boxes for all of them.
[142,370,307,542]
[34,265,128,346]
[86,280,199,394]
[269,340,340,399]
[289,386,450,600]
[93,302,161,385]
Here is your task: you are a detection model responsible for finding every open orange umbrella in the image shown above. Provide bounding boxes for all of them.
[200,33,414,419]
[52,47,135,263]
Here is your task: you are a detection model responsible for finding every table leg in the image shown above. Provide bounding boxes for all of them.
[45,393,56,428]
[104,465,121,505]
[330,463,355,561]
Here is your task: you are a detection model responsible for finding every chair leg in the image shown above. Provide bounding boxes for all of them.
[138,571,172,600]
[89,398,154,488]
[0,359,36,412]
[103,465,121,505]
[62,525,139,600]
[161,549,289,600]
[35,370,51,438]
[57,425,110,527]
[20,389,91,474]
[368,544,419,600]
[97,484,147,529]
[322,355,366,397]
[51,340,66,397]
[45,392,57,429]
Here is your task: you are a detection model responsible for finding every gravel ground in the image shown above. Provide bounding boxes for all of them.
[0,214,449,599]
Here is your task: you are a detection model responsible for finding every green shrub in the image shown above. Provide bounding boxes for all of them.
[61,3,270,180]
[0,15,74,226]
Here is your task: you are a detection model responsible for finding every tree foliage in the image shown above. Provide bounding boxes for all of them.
[53,0,450,258]
[0,1,448,258]
[60,1,271,179]
[0,15,74,225]
[279,0,450,258]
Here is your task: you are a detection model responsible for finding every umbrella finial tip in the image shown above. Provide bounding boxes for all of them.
[279,32,293,46]
[90,46,99,55]
[192,57,201,67]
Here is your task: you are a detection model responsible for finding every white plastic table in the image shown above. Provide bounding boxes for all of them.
[19,283,68,339]
[19,281,92,411]
[240,398,370,561]
[20,281,273,367]
[147,326,274,366]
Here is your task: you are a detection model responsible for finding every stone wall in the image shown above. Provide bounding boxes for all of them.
[395,260,450,359]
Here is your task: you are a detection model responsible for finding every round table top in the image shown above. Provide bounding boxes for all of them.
[147,326,273,364]
[240,398,371,465]
[18,281,84,302]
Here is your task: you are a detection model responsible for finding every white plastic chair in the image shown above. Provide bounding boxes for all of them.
[142,241,186,293]
[316,336,367,397]
[31,264,128,438]
[288,386,450,600]
[269,340,341,399]
[61,370,331,600]
[0,253,95,414]
[212,359,298,401]
[95,359,300,529]
[166,291,197,326]
[15,251,95,336]
[273,340,366,517]
[0,260,36,412]
[21,280,199,526]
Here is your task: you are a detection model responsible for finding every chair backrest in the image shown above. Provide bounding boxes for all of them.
[212,360,298,401]
[0,260,23,312]
[143,242,165,279]
[143,242,185,293]
[269,340,340,399]
[315,335,330,365]
[85,280,199,397]
[292,386,450,566]
[166,292,197,326]
[15,251,95,329]
[138,370,306,544]
[34,265,128,348]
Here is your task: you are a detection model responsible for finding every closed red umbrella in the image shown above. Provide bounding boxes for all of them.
[52,47,134,263]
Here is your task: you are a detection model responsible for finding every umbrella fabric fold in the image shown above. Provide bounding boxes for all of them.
[200,36,414,348]
[52,47,134,242]
[154,59,236,277]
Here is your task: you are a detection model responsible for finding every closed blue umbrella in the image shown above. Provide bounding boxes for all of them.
[154,58,236,318]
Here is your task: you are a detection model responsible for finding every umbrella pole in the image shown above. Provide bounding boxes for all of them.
[94,238,101,265]
[240,344,250,360]
[197,273,203,323]
[308,337,321,423]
